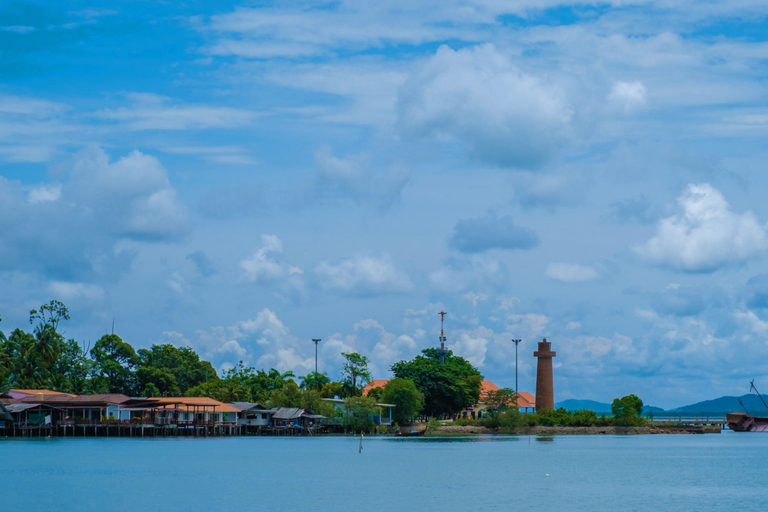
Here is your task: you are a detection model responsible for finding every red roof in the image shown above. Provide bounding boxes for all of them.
[361,380,390,396]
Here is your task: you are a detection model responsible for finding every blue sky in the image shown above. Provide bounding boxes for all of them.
[2,0,768,408]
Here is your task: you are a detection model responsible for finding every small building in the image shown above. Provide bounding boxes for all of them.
[117,397,239,425]
[0,401,13,428]
[459,380,537,419]
[231,402,272,427]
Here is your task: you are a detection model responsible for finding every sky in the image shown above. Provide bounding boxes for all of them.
[1,0,768,409]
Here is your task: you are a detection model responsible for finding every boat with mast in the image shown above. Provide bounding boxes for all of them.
[726,380,768,432]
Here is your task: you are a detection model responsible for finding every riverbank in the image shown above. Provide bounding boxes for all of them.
[429,424,721,435]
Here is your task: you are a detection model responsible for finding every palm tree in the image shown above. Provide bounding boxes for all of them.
[299,372,331,391]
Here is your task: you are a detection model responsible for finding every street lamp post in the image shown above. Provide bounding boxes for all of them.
[312,338,321,377]
[511,339,521,406]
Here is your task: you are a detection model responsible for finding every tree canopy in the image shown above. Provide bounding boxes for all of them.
[340,352,371,396]
[380,378,424,424]
[391,348,483,417]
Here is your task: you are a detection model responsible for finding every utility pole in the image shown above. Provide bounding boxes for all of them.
[312,338,321,376]
[511,338,521,406]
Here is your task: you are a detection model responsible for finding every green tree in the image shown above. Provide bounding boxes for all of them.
[485,388,516,418]
[137,344,217,394]
[340,352,371,397]
[90,334,139,394]
[611,394,645,426]
[380,378,424,424]
[391,348,482,417]
[142,382,161,397]
[5,329,43,388]
[299,371,331,391]
[343,395,381,432]
[136,366,181,396]
[319,381,343,398]
[267,380,302,407]
[54,339,92,394]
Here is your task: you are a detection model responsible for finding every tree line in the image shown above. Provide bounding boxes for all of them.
[0,301,492,426]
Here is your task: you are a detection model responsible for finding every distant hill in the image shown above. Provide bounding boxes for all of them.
[555,399,664,416]
[669,394,768,415]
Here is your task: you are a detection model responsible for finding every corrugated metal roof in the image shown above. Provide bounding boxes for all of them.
[230,402,269,412]
[272,407,304,420]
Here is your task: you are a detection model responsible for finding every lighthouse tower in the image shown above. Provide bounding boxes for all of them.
[534,338,556,410]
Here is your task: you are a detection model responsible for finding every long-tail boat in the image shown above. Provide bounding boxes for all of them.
[727,380,768,432]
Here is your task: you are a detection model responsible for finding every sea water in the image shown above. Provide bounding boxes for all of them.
[1,431,766,511]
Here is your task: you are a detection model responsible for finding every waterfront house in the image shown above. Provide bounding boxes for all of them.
[117,397,239,425]
[231,402,273,427]
[271,407,325,428]
[0,401,12,428]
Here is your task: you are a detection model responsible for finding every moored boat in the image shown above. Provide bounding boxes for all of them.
[726,412,768,432]
[395,428,426,437]
[728,380,768,432]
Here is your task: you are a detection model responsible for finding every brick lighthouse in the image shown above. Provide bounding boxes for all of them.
[534,338,556,410]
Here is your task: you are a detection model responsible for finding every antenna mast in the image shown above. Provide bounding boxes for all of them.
[438,311,448,364]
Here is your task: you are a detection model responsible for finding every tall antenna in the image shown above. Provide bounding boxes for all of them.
[438,311,448,364]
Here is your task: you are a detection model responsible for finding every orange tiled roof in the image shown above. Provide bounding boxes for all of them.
[515,391,536,408]
[480,380,500,396]
[148,396,241,413]
[361,380,390,396]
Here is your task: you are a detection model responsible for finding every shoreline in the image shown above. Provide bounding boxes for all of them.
[429,424,722,435]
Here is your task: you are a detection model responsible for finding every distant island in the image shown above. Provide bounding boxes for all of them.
[556,394,768,416]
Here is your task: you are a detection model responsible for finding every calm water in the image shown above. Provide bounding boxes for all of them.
[2,431,767,511]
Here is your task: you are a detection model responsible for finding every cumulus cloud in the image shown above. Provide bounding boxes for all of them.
[608,80,647,114]
[398,44,571,168]
[545,263,599,283]
[449,213,539,253]
[315,254,412,296]
[182,309,315,374]
[0,146,185,280]
[241,235,293,282]
[636,183,768,272]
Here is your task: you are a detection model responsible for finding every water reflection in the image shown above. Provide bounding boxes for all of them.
[384,435,521,443]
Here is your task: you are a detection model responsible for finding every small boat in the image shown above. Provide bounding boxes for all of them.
[395,428,425,437]
[727,380,768,432]
[727,412,768,432]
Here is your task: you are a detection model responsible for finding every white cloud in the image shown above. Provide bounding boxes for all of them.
[69,146,189,240]
[398,44,571,168]
[315,254,412,296]
[636,183,768,272]
[92,93,258,131]
[27,184,61,204]
[241,235,296,283]
[608,80,647,114]
[545,263,599,283]
[48,281,105,300]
